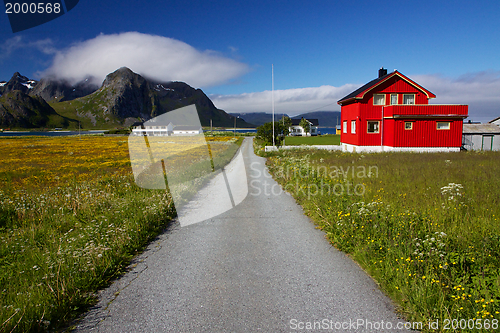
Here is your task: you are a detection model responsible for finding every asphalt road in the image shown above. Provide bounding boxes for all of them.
[73,138,412,332]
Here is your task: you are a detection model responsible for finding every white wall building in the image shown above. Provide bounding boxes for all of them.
[462,123,500,151]
[289,118,319,136]
[131,122,203,136]
[489,116,500,127]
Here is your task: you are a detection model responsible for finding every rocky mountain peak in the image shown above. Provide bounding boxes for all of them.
[0,72,38,95]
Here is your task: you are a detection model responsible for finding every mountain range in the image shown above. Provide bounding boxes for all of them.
[0,68,254,129]
[230,110,341,127]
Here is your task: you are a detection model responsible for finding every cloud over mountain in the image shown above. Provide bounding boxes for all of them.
[212,71,500,122]
[41,32,249,88]
[414,71,500,122]
[211,84,358,116]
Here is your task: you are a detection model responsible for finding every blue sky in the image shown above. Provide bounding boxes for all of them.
[1,0,500,121]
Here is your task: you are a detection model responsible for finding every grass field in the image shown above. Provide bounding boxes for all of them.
[265,149,500,332]
[0,134,241,333]
[283,134,340,146]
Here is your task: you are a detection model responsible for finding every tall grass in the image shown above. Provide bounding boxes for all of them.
[0,135,241,332]
[266,149,500,332]
[284,134,340,146]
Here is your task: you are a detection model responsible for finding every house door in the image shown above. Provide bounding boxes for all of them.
[482,135,493,151]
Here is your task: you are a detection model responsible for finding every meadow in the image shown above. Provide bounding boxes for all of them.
[0,134,241,332]
[283,134,340,146]
[264,148,500,332]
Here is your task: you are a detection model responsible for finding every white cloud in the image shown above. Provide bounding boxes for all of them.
[213,71,500,122]
[413,71,500,122]
[211,84,358,116]
[41,32,249,87]
[0,36,56,60]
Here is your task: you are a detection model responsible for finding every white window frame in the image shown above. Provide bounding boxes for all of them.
[351,120,356,134]
[390,94,398,105]
[373,94,385,105]
[403,94,415,105]
[367,121,380,133]
[436,122,450,130]
[404,122,413,130]
[343,121,347,133]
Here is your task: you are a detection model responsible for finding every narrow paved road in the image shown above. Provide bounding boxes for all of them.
[74,138,411,332]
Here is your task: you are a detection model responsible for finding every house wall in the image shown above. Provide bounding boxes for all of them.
[340,103,360,145]
[390,118,464,148]
[341,75,434,147]
[364,76,430,105]
[341,143,460,153]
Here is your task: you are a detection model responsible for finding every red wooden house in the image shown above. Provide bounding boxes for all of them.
[337,68,468,152]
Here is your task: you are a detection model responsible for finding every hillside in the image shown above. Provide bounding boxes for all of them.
[292,111,341,127]
[30,77,99,102]
[51,68,254,128]
[1,68,252,129]
[229,112,290,127]
[0,90,76,129]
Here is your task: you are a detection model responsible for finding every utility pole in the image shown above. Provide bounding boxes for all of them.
[272,64,275,147]
[234,116,239,138]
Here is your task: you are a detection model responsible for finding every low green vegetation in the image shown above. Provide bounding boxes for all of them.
[284,134,340,146]
[0,135,242,332]
[266,149,500,332]
[256,120,290,146]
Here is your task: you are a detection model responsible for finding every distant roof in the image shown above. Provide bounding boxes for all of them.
[463,124,500,134]
[173,125,202,131]
[337,70,436,105]
[291,118,319,126]
[489,116,500,124]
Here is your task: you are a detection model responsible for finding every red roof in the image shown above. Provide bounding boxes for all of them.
[337,70,436,105]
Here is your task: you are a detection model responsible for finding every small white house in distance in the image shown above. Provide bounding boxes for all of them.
[289,118,319,136]
[462,123,500,151]
[172,125,203,135]
[489,116,500,127]
[131,122,203,136]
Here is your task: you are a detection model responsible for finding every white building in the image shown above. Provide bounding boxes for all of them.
[131,122,203,136]
[289,118,319,136]
[462,123,500,151]
[489,116,500,127]
[172,125,203,135]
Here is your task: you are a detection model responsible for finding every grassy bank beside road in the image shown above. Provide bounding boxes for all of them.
[284,134,340,146]
[265,149,499,332]
[0,135,241,333]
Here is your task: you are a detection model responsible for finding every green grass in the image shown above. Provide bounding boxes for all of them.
[49,99,125,130]
[266,149,500,332]
[283,134,340,146]
[0,177,175,332]
[0,136,243,332]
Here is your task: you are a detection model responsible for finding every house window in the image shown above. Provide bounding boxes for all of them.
[367,121,379,133]
[404,122,413,130]
[343,121,347,133]
[351,120,356,134]
[373,94,385,105]
[390,94,398,105]
[437,122,450,130]
[403,94,415,105]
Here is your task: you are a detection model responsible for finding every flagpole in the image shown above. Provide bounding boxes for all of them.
[272,64,275,147]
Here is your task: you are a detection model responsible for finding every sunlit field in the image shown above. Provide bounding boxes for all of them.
[0,135,241,332]
[266,149,500,332]
[283,134,340,146]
